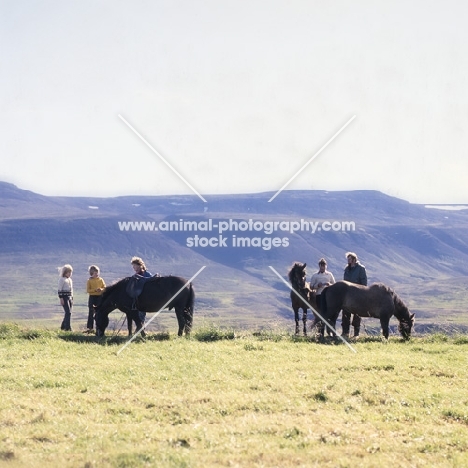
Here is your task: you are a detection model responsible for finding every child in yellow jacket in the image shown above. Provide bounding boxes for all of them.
[86,265,106,333]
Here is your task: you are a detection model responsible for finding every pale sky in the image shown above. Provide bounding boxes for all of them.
[2,1,468,204]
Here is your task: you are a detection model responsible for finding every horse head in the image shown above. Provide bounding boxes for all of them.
[398,312,415,340]
[288,262,307,291]
[93,282,122,337]
[392,292,415,340]
[94,299,110,337]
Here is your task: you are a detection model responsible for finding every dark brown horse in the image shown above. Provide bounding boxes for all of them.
[94,275,194,337]
[320,281,415,339]
[288,262,316,336]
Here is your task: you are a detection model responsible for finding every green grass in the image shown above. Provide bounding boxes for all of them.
[0,324,468,467]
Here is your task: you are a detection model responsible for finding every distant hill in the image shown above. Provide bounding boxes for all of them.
[1,181,467,333]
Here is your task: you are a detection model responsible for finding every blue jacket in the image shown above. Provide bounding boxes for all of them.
[343,263,367,286]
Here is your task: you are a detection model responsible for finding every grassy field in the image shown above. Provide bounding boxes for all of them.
[0,324,467,467]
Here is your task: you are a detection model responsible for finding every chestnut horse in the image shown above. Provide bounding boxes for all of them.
[320,281,415,339]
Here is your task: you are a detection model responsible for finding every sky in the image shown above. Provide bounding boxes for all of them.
[1,0,468,204]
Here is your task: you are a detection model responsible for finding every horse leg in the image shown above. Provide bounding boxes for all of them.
[293,307,300,335]
[309,296,321,333]
[327,310,339,337]
[183,308,193,335]
[125,313,132,336]
[131,311,146,338]
[341,309,351,337]
[302,308,308,336]
[135,320,146,338]
[380,315,391,340]
[317,291,330,338]
[351,314,361,338]
[175,308,186,337]
[309,315,320,332]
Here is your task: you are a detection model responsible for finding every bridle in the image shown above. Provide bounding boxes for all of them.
[292,271,308,297]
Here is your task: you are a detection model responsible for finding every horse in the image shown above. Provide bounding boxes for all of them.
[94,275,195,338]
[287,262,316,336]
[319,281,415,339]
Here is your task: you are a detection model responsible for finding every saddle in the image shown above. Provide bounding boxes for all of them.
[126,274,155,310]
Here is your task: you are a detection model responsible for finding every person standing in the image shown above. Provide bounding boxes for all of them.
[309,258,335,313]
[58,264,73,331]
[343,252,368,338]
[86,265,106,333]
[131,256,152,325]
[310,258,336,335]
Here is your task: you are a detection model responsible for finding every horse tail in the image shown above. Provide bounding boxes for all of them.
[184,282,195,333]
[185,283,194,312]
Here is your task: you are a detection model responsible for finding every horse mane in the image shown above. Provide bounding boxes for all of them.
[392,291,411,319]
[288,262,306,282]
[369,283,411,319]
[370,282,393,293]
[101,277,130,296]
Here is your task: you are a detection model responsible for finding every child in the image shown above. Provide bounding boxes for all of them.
[58,264,73,331]
[86,265,106,333]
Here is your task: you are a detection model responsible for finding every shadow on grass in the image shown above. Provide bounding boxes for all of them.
[0,322,464,347]
[57,331,171,345]
[304,334,406,346]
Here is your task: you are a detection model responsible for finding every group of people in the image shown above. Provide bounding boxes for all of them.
[308,251,367,338]
[57,256,151,332]
[57,252,367,336]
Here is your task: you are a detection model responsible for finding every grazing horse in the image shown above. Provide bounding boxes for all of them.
[94,275,194,337]
[288,262,316,336]
[320,281,415,339]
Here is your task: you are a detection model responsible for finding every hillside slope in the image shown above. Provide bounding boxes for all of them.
[0,182,467,331]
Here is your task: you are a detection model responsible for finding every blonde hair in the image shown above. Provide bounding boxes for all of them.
[59,264,73,277]
[131,256,146,271]
[88,265,100,275]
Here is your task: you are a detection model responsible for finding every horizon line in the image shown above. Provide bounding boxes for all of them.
[0,181,425,204]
